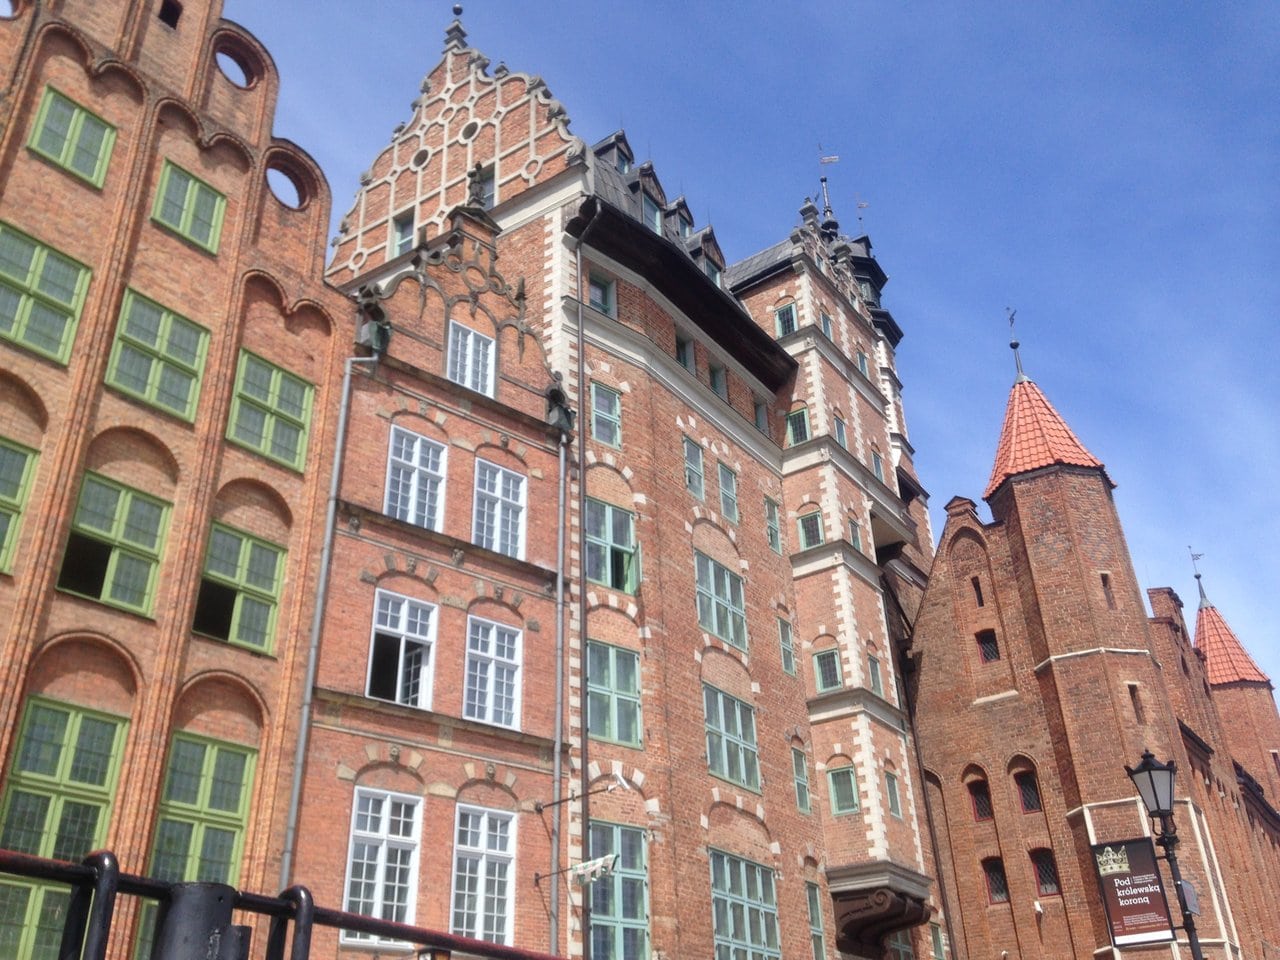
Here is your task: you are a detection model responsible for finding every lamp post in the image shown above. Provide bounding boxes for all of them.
[1125,750,1206,960]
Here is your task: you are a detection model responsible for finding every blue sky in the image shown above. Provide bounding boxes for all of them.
[225,2,1280,691]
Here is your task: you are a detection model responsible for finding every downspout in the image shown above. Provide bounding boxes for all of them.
[279,319,384,889]
[548,400,570,951]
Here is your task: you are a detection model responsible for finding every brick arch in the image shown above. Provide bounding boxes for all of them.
[210,476,293,540]
[455,776,520,810]
[172,672,266,749]
[91,58,148,102]
[1006,753,1038,776]
[690,517,740,569]
[387,408,450,446]
[961,763,990,784]
[584,460,636,507]
[824,751,855,770]
[699,646,752,702]
[206,24,271,93]
[32,21,95,73]
[471,439,530,473]
[25,634,138,718]
[85,425,179,487]
[586,767,656,818]
[462,594,525,626]
[0,369,48,439]
[706,801,774,860]
[351,760,427,794]
[584,604,642,641]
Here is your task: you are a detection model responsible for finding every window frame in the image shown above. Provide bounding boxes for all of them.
[814,649,843,692]
[642,193,662,233]
[775,304,797,337]
[792,747,811,813]
[857,350,870,377]
[753,399,769,433]
[886,770,903,818]
[968,780,994,821]
[976,629,1000,663]
[447,321,496,396]
[709,849,780,960]
[786,408,810,446]
[192,522,285,652]
[703,684,760,791]
[806,882,826,960]
[0,437,36,573]
[675,333,694,371]
[586,641,642,747]
[797,511,824,549]
[341,786,422,944]
[833,416,847,449]
[227,351,313,471]
[152,160,226,253]
[872,450,885,481]
[588,821,648,960]
[463,615,522,729]
[709,363,728,398]
[29,86,116,187]
[0,220,92,363]
[451,805,516,944]
[682,436,704,499]
[778,617,796,676]
[828,766,860,815]
[1030,848,1060,896]
[385,425,447,532]
[590,382,622,448]
[391,209,415,257]
[717,462,738,523]
[588,273,616,317]
[764,497,783,554]
[982,857,1010,904]
[585,498,638,594]
[694,551,747,649]
[105,289,209,420]
[819,312,833,338]
[1015,770,1043,813]
[868,655,884,696]
[472,459,526,559]
[366,589,437,710]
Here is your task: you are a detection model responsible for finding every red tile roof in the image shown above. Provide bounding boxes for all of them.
[984,378,1107,498]
[1196,597,1269,685]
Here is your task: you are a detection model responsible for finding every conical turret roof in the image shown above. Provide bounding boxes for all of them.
[1194,578,1269,685]
[983,376,1107,499]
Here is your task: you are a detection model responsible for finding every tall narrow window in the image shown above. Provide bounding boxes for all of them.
[367,590,435,708]
[753,400,769,433]
[792,747,811,813]
[590,382,622,447]
[718,463,738,523]
[0,221,92,363]
[886,771,902,818]
[971,576,985,607]
[778,618,796,676]
[976,629,1000,663]
[452,806,514,943]
[833,416,847,448]
[814,650,843,692]
[872,451,885,482]
[703,685,760,790]
[1101,572,1116,609]
[586,499,638,593]
[931,922,946,960]
[29,87,116,187]
[342,788,421,942]
[710,851,779,960]
[0,699,126,960]
[464,616,521,728]
[828,766,860,814]
[694,551,747,649]
[391,210,415,256]
[797,511,824,549]
[473,460,525,558]
[982,857,1009,903]
[856,350,870,376]
[385,426,446,531]
[227,352,313,470]
[192,523,283,651]
[0,437,36,572]
[153,161,226,253]
[806,882,826,960]
[819,312,833,338]
[775,304,797,336]
[868,655,883,696]
[587,641,641,746]
[709,363,728,398]
[106,290,208,420]
[1031,849,1060,896]
[786,408,810,445]
[675,334,694,370]
[589,822,648,960]
[57,474,168,614]
[682,437,704,499]
[764,498,782,554]
[969,780,993,821]
[1015,771,1042,812]
[642,194,662,233]
[1127,683,1145,723]
[848,519,862,552]
[447,322,495,396]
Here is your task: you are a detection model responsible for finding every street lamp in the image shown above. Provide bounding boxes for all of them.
[1125,750,1205,960]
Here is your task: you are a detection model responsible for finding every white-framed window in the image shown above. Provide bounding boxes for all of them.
[718,462,738,523]
[695,551,747,649]
[764,498,782,554]
[385,426,446,531]
[703,685,760,790]
[814,650,843,692]
[473,460,525,559]
[792,747,811,813]
[591,383,622,447]
[589,273,615,316]
[775,304,796,336]
[849,519,862,552]
[451,805,515,943]
[367,590,436,708]
[447,322,495,396]
[391,209,415,257]
[682,437,704,499]
[798,511,824,549]
[342,788,421,943]
[464,616,521,728]
[778,617,796,675]
[833,416,847,448]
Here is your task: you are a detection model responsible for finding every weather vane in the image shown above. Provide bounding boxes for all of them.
[1189,546,1204,577]
[1007,308,1026,378]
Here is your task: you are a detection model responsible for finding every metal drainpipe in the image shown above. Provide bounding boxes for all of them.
[549,418,569,950]
[279,350,381,889]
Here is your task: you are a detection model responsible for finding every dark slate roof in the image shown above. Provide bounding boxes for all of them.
[724,238,792,290]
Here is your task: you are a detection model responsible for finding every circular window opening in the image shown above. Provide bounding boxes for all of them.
[266,166,305,209]
[460,120,479,140]
[215,48,254,88]
[411,148,431,170]
[0,1,18,18]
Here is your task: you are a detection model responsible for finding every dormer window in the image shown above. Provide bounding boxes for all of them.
[679,215,693,238]
[704,260,722,288]
[642,194,662,234]
[616,152,631,174]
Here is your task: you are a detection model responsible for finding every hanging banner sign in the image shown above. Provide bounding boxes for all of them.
[1091,838,1176,947]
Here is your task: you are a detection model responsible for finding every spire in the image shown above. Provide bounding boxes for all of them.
[1194,575,1270,685]
[983,372,1107,499]
[1008,308,1029,383]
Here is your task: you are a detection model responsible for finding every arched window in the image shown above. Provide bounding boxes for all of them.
[968,780,993,821]
[1015,770,1042,812]
[1030,849,1060,896]
[982,857,1009,903]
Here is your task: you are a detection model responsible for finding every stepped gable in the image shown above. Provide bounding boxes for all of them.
[1195,581,1270,685]
[983,375,1108,498]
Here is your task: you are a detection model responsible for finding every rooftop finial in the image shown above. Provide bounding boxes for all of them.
[1008,307,1029,382]
[444,3,467,51]
[1190,546,1209,606]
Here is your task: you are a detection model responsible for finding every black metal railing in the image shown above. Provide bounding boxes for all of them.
[1,848,564,960]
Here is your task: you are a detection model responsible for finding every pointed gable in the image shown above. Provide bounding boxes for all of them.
[1196,595,1270,685]
[983,377,1107,498]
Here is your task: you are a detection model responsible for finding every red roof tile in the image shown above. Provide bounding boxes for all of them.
[984,378,1106,498]
[1196,600,1269,685]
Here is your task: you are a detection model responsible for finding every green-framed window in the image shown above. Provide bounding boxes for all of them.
[591,382,622,447]
[0,437,36,572]
[682,436,704,498]
[586,499,638,593]
[886,770,902,818]
[806,882,826,960]
[774,303,796,337]
[717,462,738,523]
[588,273,615,317]
[192,523,284,652]
[764,497,782,554]
[152,161,226,253]
[814,650,843,692]
[792,747,811,813]
[797,511,824,549]
[28,87,116,187]
[695,551,746,649]
[778,617,796,676]
[589,821,648,960]
[227,351,313,470]
[0,698,127,960]
[828,766,860,815]
[703,684,759,790]
[0,221,91,363]
[868,655,884,696]
[57,473,168,614]
[931,922,945,960]
[786,408,810,446]
[587,641,641,747]
[106,290,208,419]
[709,850,779,960]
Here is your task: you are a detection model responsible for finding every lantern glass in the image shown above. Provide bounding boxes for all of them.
[1127,751,1176,818]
